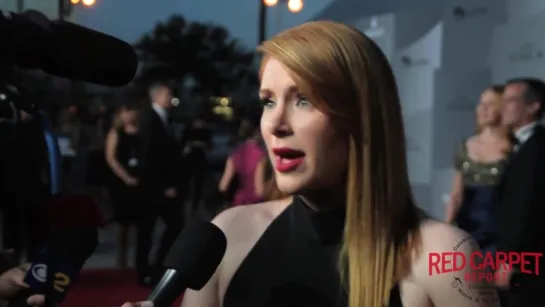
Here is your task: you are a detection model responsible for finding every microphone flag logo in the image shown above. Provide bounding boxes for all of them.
[31,263,48,282]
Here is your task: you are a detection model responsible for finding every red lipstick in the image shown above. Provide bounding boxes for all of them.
[272,147,305,173]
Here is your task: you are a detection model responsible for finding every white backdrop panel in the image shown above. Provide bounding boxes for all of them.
[505,0,545,21]
[353,14,396,60]
[489,12,545,83]
[396,65,436,114]
[432,69,491,169]
[441,0,506,72]
[405,109,433,185]
[393,23,443,114]
[429,168,455,219]
[392,23,443,71]
[393,8,443,51]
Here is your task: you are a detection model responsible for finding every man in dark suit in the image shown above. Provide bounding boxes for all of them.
[137,82,184,286]
[496,77,545,306]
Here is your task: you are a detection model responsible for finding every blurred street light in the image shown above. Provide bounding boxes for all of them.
[81,0,95,6]
[219,97,230,106]
[70,0,96,6]
[264,0,303,12]
[264,0,278,6]
[259,0,303,43]
[287,0,303,13]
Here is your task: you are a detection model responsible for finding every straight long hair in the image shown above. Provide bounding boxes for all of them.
[259,21,422,307]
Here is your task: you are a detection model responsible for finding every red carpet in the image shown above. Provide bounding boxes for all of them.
[58,269,183,307]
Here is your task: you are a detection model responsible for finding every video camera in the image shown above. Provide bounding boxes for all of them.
[0,9,137,259]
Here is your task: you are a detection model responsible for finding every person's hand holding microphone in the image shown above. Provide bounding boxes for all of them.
[4,228,98,307]
[0,265,45,306]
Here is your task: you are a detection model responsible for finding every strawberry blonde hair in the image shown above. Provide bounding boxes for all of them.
[258,21,422,307]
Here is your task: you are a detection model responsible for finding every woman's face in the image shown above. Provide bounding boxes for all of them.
[259,58,348,195]
[120,109,138,125]
[476,89,502,127]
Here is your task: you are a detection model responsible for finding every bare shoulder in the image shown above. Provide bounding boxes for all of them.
[412,219,476,276]
[405,220,500,307]
[212,198,293,303]
[211,197,293,240]
[465,135,479,149]
[419,219,472,252]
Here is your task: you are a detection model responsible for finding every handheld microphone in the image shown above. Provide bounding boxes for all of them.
[0,10,138,86]
[9,228,98,306]
[147,221,227,307]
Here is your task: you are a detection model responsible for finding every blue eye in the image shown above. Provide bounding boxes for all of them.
[295,97,311,107]
[260,98,274,108]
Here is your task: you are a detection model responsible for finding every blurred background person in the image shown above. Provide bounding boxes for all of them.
[445,85,511,254]
[56,105,81,191]
[57,105,81,168]
[137,82,184,286]
[86,102,114,208]
[92,103,114,146]
[180,114,212,217]
[495,78,545,302]
[104,102,143,270]
[218,117,267,206]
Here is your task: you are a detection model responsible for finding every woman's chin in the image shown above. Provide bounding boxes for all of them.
[276,179,303,196]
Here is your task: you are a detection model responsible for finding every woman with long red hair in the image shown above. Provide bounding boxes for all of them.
[124,21,499,307]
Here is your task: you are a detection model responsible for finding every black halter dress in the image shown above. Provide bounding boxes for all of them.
[222,196,403,307]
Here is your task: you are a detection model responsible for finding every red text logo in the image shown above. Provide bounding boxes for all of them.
[428,251,542,283]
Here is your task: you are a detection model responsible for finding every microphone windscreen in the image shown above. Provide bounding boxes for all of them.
[0,10,50,67]
[43,20,138,86]
[46,194,105,231]
[164,221,227,290]
[47,227,99,260]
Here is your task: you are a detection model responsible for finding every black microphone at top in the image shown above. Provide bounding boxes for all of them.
[41,20,138,86]
[147,221,227,307]
[0,10,138,86]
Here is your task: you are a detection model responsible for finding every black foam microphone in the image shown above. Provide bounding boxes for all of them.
[0,10,138,86]
[41,20,138,86]
[147,221,227,307]
[8,228,98,306]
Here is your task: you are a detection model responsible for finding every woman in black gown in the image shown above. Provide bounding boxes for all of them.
[105,102,143,269]
[124,22,499,307]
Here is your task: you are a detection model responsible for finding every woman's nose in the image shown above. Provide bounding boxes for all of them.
[267,104,293,138]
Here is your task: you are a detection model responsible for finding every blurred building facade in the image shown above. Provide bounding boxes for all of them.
[312,0,545,219]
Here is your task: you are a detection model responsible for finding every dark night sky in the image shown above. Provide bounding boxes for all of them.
[72,0,334,48]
